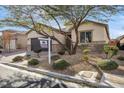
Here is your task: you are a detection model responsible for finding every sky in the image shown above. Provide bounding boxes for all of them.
[0,6,124,39]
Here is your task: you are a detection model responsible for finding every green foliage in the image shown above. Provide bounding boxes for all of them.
[28,59,39,66]
[83,48,90,54]
[117,56,124,61]
[82,55,89,62]
[97,60,118,70]
[12,56,23,62]
[103,44,119,59]
[82,48,90,62]
[52,59,70,70]
[79,44,89,50]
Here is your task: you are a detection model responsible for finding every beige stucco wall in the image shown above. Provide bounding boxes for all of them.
[27,30,65,45]
[120,38,124,44]
[27,28,65,52]
[16,35,27,49]
[70,22,109,44]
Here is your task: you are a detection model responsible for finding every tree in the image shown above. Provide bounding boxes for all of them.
[1,5,123,54]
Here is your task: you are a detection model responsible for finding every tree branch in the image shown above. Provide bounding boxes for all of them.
[39,6,63,32]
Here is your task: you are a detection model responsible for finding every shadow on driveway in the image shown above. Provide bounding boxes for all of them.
[0,73,68,88]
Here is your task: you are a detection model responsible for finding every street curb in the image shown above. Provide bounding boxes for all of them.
[1,62,112,88]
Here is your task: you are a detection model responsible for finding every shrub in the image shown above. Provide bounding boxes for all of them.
[97,60,118,70]
[28,59,39,66]
[79,44,89,50]
[82,48,90,62]
[117,56,124,61]
[83,48,90,54]
[58,50,65,55]
[52,59,70,70]
[103,44,119,59]
[12,56,23,62]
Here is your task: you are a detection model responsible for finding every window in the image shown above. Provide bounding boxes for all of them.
[80,31,92,43]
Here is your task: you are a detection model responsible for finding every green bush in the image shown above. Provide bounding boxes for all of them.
[83,48,90,54]
[79,44,89,50]
[82,48,90,62]
[28,59,39,66]
[97,60,118,70]
[12,56,23,62]
[117,56,124,61]
[52,59,70,70]
[103,44,119,59]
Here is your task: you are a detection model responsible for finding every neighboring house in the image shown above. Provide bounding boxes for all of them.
[115,35,124,50]
[26,20,110,53]
[116,35,124,45]
[109,39,119,46]
[2,30,27,51]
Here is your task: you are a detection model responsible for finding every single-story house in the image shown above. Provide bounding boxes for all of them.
[65,20,110,45]
[26,20,110,53]
[2,30,27,51]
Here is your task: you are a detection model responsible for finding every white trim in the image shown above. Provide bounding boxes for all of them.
[48,37,51,64]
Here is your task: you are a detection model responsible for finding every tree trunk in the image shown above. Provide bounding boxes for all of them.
[88,61,104,81]
[71,28,79,54]
[52,36,72,55]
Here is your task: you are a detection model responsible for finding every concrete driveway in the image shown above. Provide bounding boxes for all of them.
[0,63,83,88]
[0,51,26,62]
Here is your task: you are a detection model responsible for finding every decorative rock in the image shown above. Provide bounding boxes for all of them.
[75,71,98,81]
